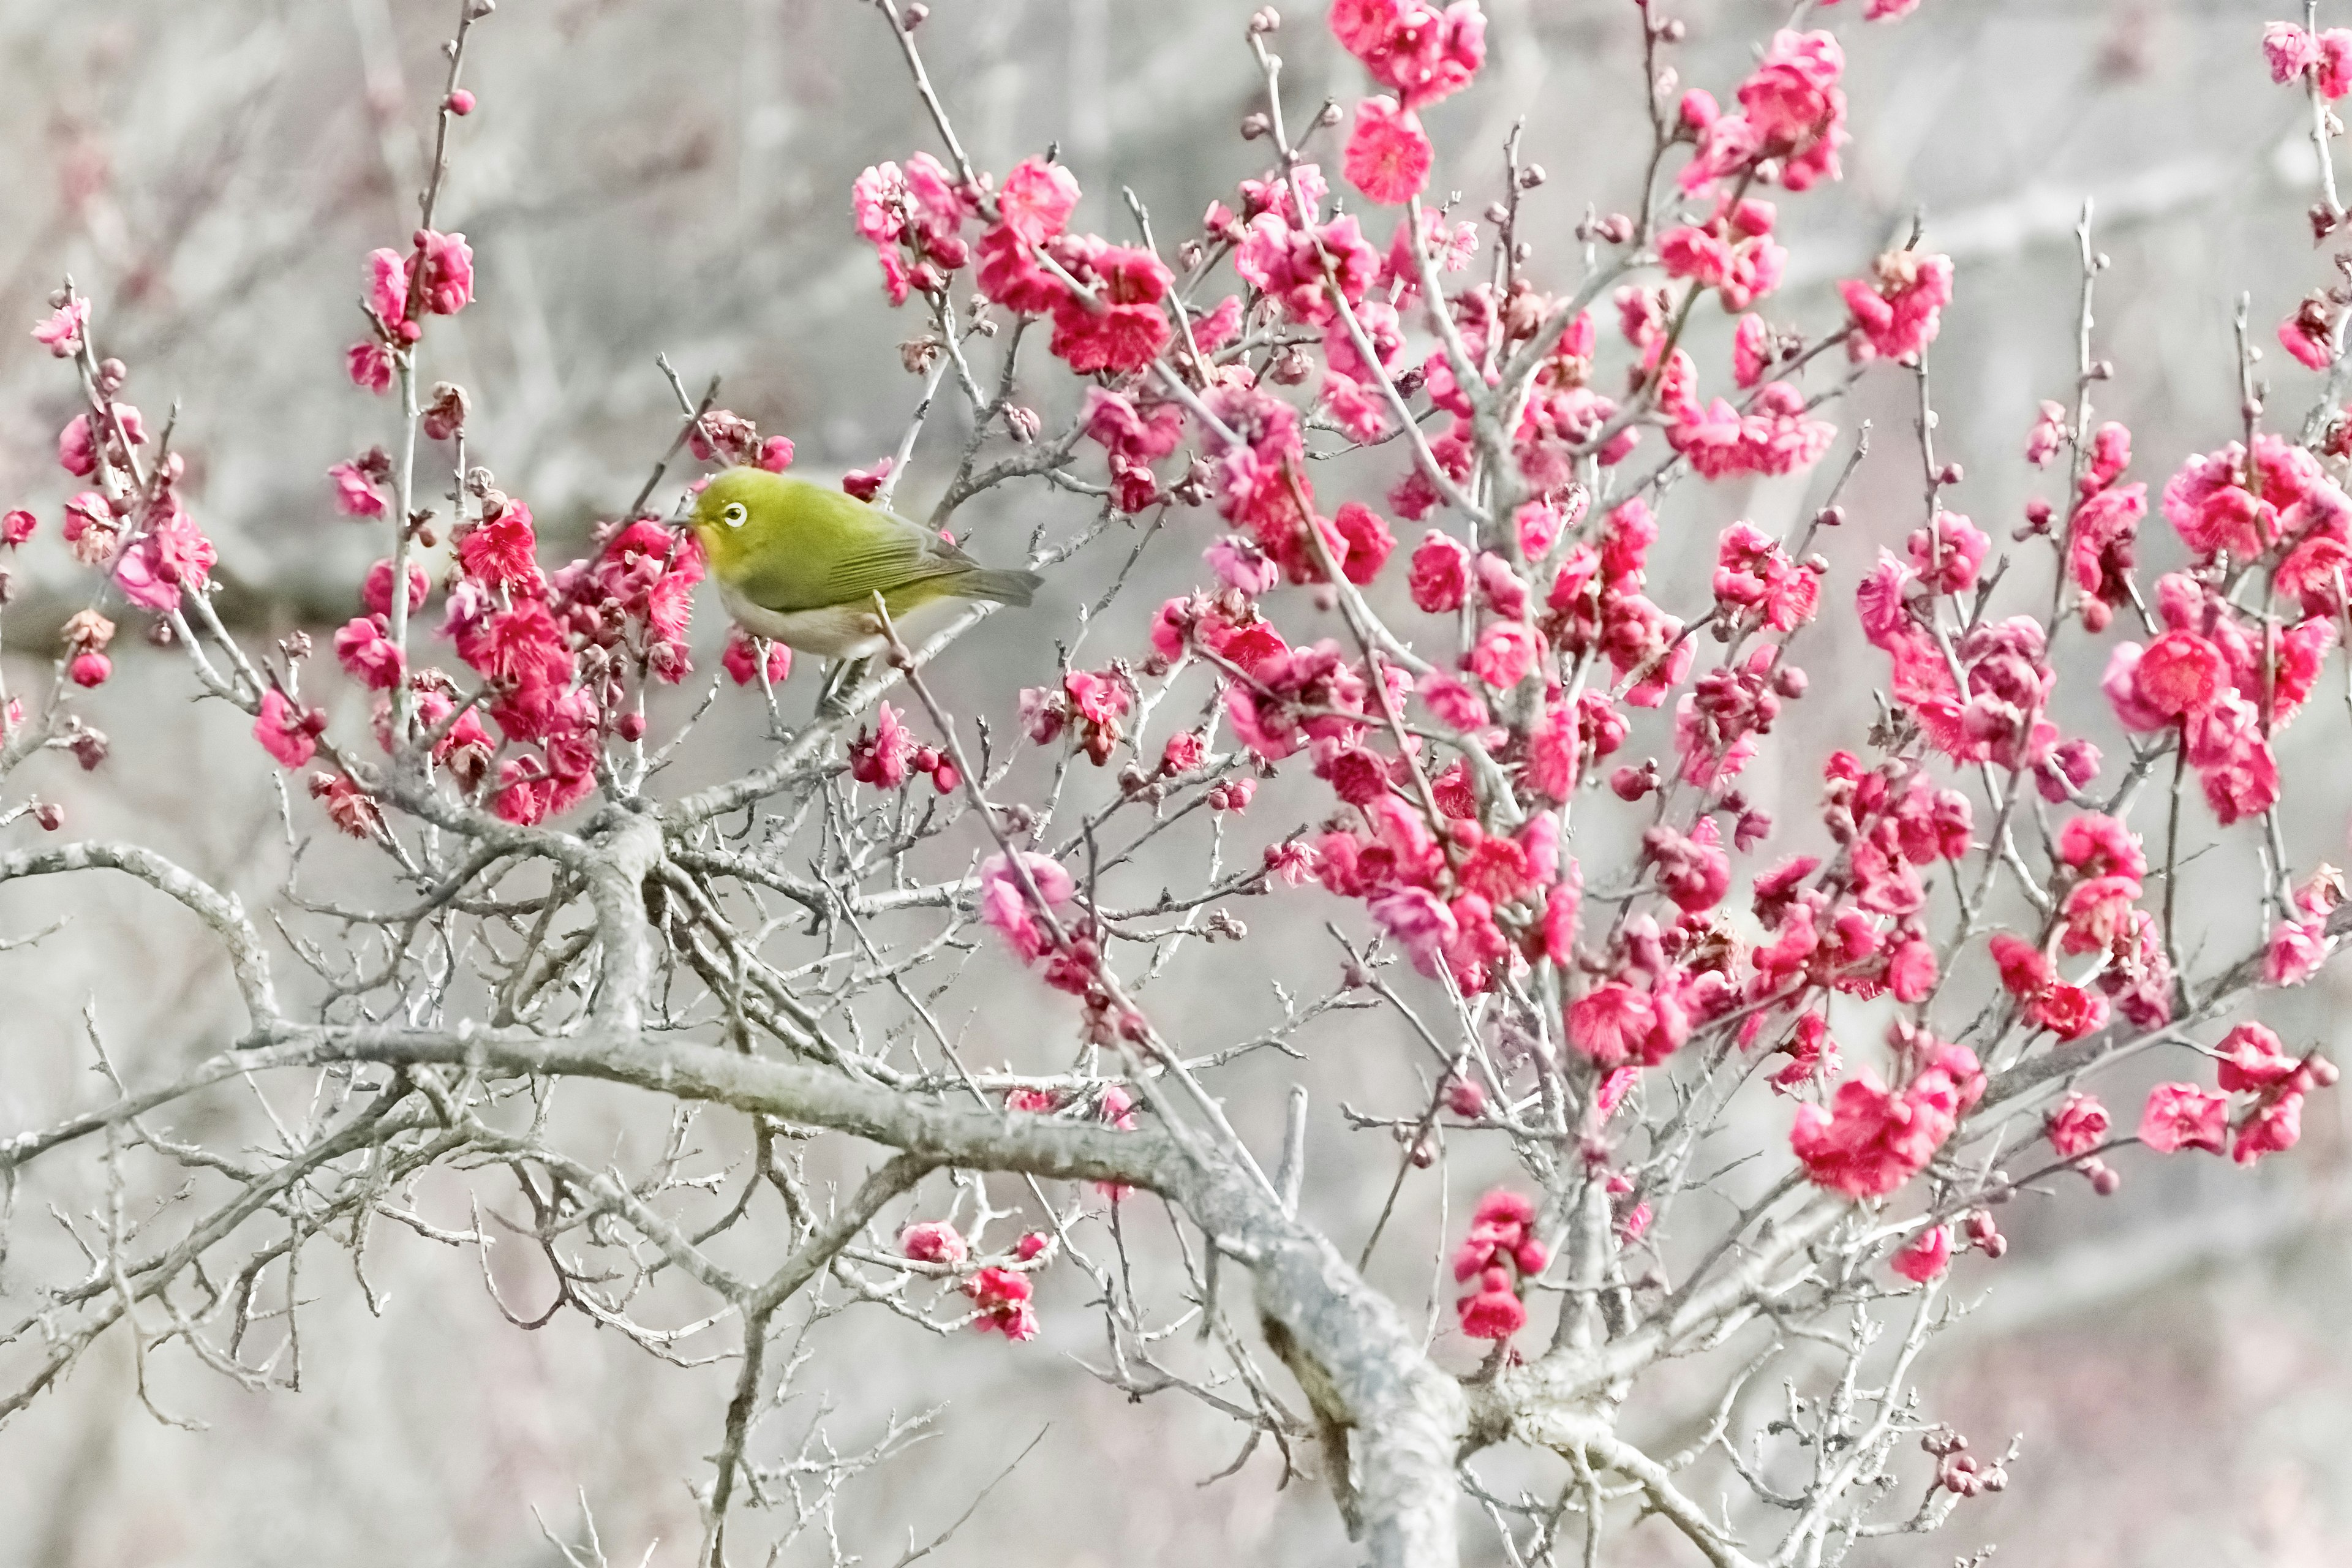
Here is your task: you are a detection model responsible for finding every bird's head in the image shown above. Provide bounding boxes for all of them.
[685,466,791,587]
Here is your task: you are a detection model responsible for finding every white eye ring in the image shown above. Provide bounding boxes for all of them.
[722,502,747,528]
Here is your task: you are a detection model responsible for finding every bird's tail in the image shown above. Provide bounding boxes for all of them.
[959,567,1044,607]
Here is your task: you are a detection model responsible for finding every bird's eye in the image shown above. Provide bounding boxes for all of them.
[722,502,747,528]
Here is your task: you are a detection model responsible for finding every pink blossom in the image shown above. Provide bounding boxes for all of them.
[254,688,320,769]
[2233,1093,2305,1165]
[1331,502,1396,586]
[1567,983,1667,1068]
[2133,630,2228,717]
[978,851,1077,964]
[2138,1082,2228,1155]
[0,510,32,547]
[1467,620,1543,690]
[1887,937,1937,1003]
[1792,1047,1980,1199]
[1839,251,1954,363]
[848,703,918,788]
[900,1222,967,1265]
[113,514,216,611]
[841,458,894,501]
[328,461,388,519]
[722,627,792,687]
[346,342,395,393]
[368,248,410,326]
[2266,20,2320,81]
[2280,299,2338,371]
[2046,1091,2110,1158]
[1047,243,1174,375]
[31,297,86,357]
[334,617,406,691]
[1408,530,1470,611]
[1906,513,1988,595]
[456,503,547,596]
[965,1267,1038,1340]
[1369,886,1458,977]
[414,229,473,315]
[2215,1022,2295,1092]
[1333,0,1487,110]
[56,414,94,477]
[2324,29,2352,99]
[1732,313,1771,388]
[1207,534,1280,596]
[1343,96,1432,203]
[1455,1268,1526,1339]
[1417,669,1487,732]
[1891,1224,1951,1283]
[2264,916,2329,985]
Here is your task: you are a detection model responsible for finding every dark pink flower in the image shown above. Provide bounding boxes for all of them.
[1344,96,1432,204]
[254,688,321,769]
[1455,1268,1526,1339]
[2214,1022,2295,1092]
[113,514,216,611]
[2046,1091,2109,1158]
[2264,916,2329,985]
[1408,530,1470,611]
[849,702,918,787]
[1891,1224,1951,1283]
[1839,251,1954,363]
[367,248,410,326]
[347,342,395,394]
[978,851,1077,965]
[2138,1082,2228,1155]
[456,502,547,596]
[329,461,388,519]
[2133,630,2228,717]
[334,617,406,691]
[2233,1093,2305,1164]
[364,558,431,617]
[965,1266,1038,1340]
[722,627,792,687]
[415,229,475,315]
[1467,620,1543,689]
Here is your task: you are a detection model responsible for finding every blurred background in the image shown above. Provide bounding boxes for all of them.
[0,0,2348,1562]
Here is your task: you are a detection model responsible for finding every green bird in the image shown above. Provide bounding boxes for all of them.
[686,468,1042,668]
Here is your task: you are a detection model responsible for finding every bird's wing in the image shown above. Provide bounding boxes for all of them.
[733,487,971,613]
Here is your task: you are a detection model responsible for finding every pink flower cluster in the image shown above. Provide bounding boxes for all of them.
[852,151,976,305]
[2140,1022,2339,1166]
[2103,565,2334,825]
[1679,30,1849,196]
[1452,1188,1543,1341]
[2263,21,2352,98]
[1020,665,1137,766]
[847,702,960,793]
[345,228,473,390]
[1790,1031,1984,1198]
[1838,249,1954,363]
[1329,2,1487,205]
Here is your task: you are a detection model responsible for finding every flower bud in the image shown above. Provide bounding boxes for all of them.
[32,801,63,831]
[445,89,476,115]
